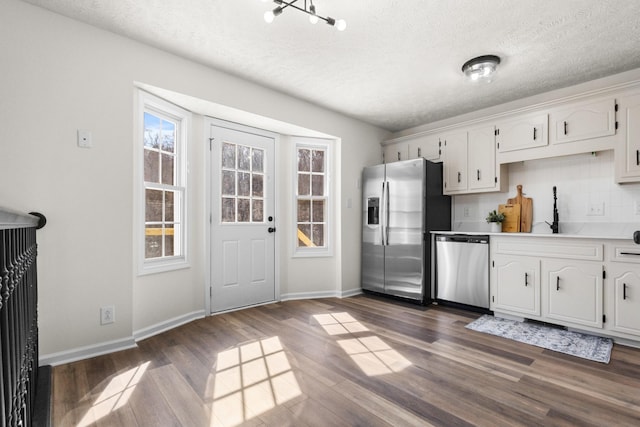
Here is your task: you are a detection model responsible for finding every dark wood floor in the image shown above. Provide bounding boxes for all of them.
[52,295,640,426]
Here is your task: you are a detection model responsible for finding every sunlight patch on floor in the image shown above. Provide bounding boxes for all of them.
[314,312,412,376]
[77,361,150,427]
[210,336,301,427]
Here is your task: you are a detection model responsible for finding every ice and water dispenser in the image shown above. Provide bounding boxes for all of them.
[367,197,379,225]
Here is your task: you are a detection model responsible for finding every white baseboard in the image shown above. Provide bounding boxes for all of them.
[280,288,362,301]
[39,336,137,366]
[133,310,205,342]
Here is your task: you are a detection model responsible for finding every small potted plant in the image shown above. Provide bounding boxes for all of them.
[486,210,505,233]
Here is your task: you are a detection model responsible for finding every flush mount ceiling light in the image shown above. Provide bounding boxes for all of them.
[262,0,346,31]
[462,55,501,82]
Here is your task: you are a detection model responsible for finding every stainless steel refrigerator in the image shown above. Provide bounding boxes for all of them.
[361,158,450,303]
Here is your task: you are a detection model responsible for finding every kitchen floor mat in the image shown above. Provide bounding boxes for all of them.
[466,315,613,363]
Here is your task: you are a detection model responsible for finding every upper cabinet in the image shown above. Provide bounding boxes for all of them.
[550,97,617,145]
[615,92,640,183]
[383,141,409,163]
[442,130,468,192]
[408,134,442,162]
[382,134,441,164]
[496,113,548,153]
[443,125,507,195]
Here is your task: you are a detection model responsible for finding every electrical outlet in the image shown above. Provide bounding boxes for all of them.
[100,305,115,325]
[587,202,604,216]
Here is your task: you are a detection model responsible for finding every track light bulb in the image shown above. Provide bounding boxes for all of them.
[335,19,346,31]
[309,4,319,24]
[264,6,282,23]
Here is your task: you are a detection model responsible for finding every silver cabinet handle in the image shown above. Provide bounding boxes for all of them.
[417,147,422,157]
[620,252,640,256]
[477,169,480,181]
[457,172,461,183]
[563,121,568,135]
[524,272,528,286]
[556,276,560,291]
[623,283,628,300]
[533,127,537,141]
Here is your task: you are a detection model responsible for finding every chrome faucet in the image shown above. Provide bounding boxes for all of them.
[546,186,559,234]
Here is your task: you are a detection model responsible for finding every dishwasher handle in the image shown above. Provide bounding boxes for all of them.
[436,235,489,244]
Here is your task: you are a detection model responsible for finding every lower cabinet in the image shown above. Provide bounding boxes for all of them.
[491,237,640,344]
[609,264,640,336]
[543,260,603,328]
[493,256,540,316]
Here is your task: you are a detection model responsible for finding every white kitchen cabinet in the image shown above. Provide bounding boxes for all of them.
[608,264,640,337]
[443,126,506,195]
[543,260,603,329]
[408,134,442,162]
[496,113,548,153]
[442,130,467,192]
[468,125,498,191]
[383,141,409,163]
[615,92,640,183]
[550,97,617,145]
[493,255,540,316]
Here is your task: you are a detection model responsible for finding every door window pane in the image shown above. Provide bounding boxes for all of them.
[252,174,263,197]
[252,149,264,172]
[238,146,251,171]
[238,172,250,197]
[222,171,236,196]
[222,198,236,222]
[222,143,236,168]
[238,199,250,222]
[252,200,264,222]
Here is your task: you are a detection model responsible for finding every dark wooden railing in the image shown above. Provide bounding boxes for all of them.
[1,209,45,427]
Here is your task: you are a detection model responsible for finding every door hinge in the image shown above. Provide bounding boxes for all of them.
[209,137,214,151]
[495,177,498,183]
[210,287,212,297]
[497,142,500,149]
[603,314,606,323]
[492,295,495,303]
[615,121,619,130]
[603,270,606,279]
[492,260,495,267]
[209,213,212,224]
[438,140,442,147]
[494,129,499,136]
[615,103,619,112]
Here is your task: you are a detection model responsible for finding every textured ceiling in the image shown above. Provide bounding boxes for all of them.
[20,0,640,132]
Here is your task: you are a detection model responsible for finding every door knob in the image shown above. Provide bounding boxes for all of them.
[268,227,276,233]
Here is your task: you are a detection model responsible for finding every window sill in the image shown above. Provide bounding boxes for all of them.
[292,249,333,259]
[138,257,190,276]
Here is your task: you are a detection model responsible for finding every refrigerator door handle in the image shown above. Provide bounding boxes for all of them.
[384,181,390,246]
[380,182,386,246]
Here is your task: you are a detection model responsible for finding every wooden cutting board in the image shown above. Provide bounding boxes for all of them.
[499,204,521,232]
[507,184,533,232]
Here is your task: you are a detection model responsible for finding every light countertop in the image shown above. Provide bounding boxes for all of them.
[432,222,639,241]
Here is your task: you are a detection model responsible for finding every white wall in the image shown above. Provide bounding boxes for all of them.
[0,0,389,361]
[454,150,640,235]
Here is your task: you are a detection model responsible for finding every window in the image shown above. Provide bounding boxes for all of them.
[138,92,188,273]
[294,139,331,256]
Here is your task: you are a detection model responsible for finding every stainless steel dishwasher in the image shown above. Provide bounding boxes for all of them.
[435,234,490,309]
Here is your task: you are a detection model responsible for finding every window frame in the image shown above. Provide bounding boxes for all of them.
[292,138,332,258]
[137,91,190,275]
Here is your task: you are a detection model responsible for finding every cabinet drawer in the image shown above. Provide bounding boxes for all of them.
[609,244,640,263]
[493,238,603,261]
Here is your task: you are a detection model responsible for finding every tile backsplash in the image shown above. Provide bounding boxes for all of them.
[453,150,640,235]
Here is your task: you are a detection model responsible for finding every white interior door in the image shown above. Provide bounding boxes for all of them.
[210,123,275,313]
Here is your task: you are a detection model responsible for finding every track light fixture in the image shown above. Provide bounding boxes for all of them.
[462,55,501,83]
[261,0,346,31]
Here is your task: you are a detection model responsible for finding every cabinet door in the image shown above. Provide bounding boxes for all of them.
[615,93,640,181]
[383,142,409,163]
[496,113,548,152]
[442,131,467,193]
[409,134,441,162]
[468,125,496,191]
[609,265,640,336]
[493,256,540,316]
[543,260,603,328]
[550,98,616,145]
